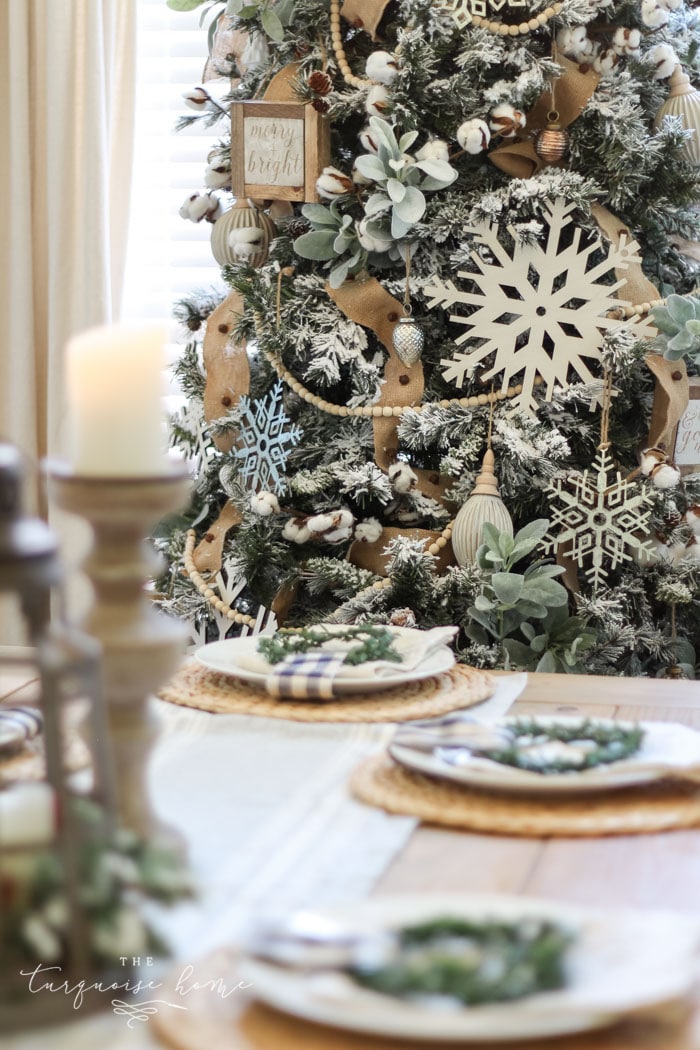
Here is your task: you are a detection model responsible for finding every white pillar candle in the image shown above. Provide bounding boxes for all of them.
[0,781,56,847]
[65,323,168,476]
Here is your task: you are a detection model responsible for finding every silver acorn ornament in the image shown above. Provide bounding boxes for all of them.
[210,198,277,269]
[392,309,425,366]
[452,448,514,566]
[654,66,700,167]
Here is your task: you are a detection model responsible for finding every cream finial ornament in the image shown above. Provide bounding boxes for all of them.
[451,398,514,566]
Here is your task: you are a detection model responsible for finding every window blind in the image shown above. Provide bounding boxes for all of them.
[121,0,224,335]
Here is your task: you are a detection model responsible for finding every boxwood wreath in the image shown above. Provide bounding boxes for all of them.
[481,718,645,774]
[348,916,572,1005]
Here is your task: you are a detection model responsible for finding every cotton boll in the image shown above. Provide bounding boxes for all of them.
[640,447,681,489]
[352,162,372,186]
[316,166,354,199]
[183,87,209,110]
[489,103,526,139]
[646,44,678,79]
[685,504,700,537]
[365,84,391,118]
[388,462,418,493]
[229,225,267,260]
[658,0,682,10]
[556,26,593,62]
[652,464,682,489]
[282,518,311,544]
[306,512,338,534]
[366,51,398,85]
[204,162,231,190]
[613,28,641,57]
[456,118,491,154]
[355,518,383,543]
[416,138,450,163]
[251,491,280,516]
[359,126,380,154]
[641,0,670,28]
[593,47,619,74]
[179,193,205,221]
[357,217,393,253]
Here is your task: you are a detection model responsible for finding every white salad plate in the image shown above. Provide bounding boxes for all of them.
[195,628,456,696]
[390,715,700,795]
[239,893,700,1042]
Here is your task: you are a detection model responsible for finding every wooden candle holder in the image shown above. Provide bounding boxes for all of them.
[47,462,190,840]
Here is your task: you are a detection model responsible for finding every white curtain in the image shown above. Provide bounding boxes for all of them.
[0,0,136,480]
[0,0,136,644]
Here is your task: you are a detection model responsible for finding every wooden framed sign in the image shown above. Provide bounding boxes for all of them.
[231,100,330,203]
[672,376,700,476]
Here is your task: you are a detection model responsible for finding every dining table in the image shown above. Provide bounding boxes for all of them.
[3,660,700,1050]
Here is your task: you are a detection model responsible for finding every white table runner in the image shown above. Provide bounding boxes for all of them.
[6,673,527,1049]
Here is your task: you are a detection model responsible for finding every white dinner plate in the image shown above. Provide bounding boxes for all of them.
[390,715,700,795]
[238,893,700,1042]
[195,634,455,696]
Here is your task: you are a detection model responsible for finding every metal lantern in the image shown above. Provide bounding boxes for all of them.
[0,444,117,1032]
[535,119,570,166]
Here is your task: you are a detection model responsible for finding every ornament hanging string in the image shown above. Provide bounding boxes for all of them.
[404,246,412,315]
[599,367,614,451]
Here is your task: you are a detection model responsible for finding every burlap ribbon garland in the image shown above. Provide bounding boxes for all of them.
[326,275,451,506]
[339,0,391,39]
[587,207,689,448]
[193,64,304,575]
[347,526,455,576]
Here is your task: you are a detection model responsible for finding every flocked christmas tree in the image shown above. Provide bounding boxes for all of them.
[158,0,700,676]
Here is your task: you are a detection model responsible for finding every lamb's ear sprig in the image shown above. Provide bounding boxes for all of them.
[651,294,700,364]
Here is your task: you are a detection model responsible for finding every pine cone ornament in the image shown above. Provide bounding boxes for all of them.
[287,217,312,239]
[307,70,333,95]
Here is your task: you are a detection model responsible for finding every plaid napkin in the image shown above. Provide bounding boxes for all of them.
[267,651,347,700]
[0,705,42,752]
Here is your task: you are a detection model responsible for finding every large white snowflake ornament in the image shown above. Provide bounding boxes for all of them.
[426,198,656,418]
[234,381,302,495]
[542,447,654,590]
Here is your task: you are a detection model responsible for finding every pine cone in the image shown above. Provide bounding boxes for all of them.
[307,70,333,95]
[312,98,330,114]
[286,217,312,239]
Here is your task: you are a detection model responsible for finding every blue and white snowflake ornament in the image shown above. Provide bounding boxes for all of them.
[234,381,302,495]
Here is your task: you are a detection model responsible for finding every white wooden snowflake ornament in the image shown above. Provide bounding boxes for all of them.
[438,0,526,27]
[425,199,656,418]
[542,447,654,590]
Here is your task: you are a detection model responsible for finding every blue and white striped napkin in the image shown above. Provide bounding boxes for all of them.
[267,651,347,700]
[0,705,42,753]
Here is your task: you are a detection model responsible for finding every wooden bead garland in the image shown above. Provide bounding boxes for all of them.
[184,528,259,627]
[469,3,562,35]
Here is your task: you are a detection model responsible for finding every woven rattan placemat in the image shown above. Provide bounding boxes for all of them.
[350,753,700,837]
[158,662,494,723]
[0,732,87,785]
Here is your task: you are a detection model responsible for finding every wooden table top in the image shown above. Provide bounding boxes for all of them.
[3,665,700,1049]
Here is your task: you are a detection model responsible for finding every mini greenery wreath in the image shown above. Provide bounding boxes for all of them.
[258,624,402,666]
[482,718,644,775]
[349,916,572,1005]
